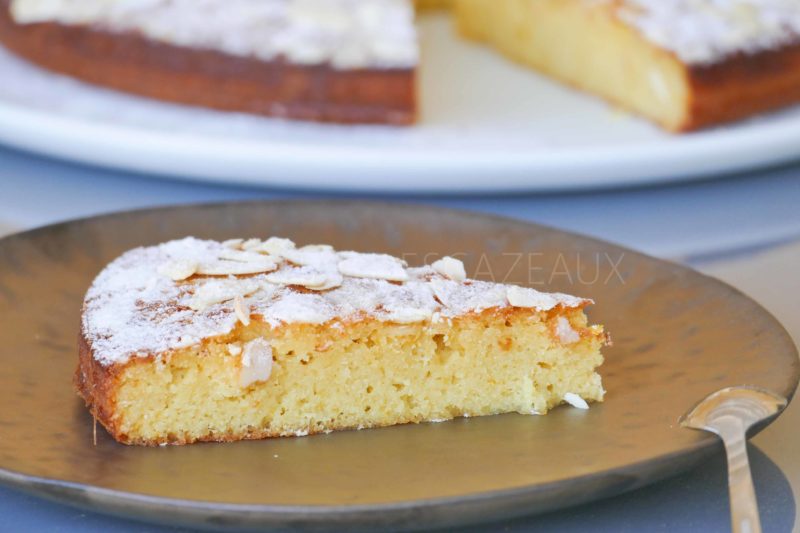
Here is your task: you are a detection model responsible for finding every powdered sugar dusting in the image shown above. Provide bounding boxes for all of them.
[82,237,592,366]
[614,0,800,65]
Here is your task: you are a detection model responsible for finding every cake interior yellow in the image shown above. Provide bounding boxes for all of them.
[455,0,800,131]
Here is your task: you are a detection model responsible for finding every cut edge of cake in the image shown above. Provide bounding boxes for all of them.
[455,0,800,132]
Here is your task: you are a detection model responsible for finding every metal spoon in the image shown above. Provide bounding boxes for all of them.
[681,386,787,533]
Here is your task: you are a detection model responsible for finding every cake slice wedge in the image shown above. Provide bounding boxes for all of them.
[456,0,800,131]
[77,237,608,446]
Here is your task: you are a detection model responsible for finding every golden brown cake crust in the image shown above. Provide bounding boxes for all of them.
[0,0,416,125]
[75,333,124,442]
[77,330,297,446]
[78,331,302,446]
[682,45,800,131]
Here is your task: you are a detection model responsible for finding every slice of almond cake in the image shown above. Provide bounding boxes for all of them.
[77,237,607,445]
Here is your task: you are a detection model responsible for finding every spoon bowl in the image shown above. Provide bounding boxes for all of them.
[681,386,788,533]
[681,386,788,434]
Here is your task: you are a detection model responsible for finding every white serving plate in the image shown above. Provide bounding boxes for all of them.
[0,14,799,193]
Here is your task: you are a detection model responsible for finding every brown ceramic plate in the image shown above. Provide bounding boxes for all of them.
[0,201,796,531]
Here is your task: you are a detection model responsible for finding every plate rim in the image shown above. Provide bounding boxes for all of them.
[0,442,719,520]
[1,70,800,193]
[0,200,797,529]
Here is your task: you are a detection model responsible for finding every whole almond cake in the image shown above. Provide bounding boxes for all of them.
[2,0,800,129]
[77,237,608,446]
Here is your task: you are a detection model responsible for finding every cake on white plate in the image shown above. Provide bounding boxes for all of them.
[2,0,800,130]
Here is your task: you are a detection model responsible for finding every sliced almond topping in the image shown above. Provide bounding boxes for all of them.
[306,275,344,291]
[338,252,409,282]
[383,306,433,324]
[299,244,334,253]
[555,316,580,344]
[241,238,263,251]
[234,295,251,326]
[217,249,272,263]
[265,265,344,291]
[428,278,457,308]
[197,262,277,276]
[281,248,338,267]
[506,285,558,310]
[563,392,589,410]
[196,256,278,276]
[157,259,198,281]
[222,239,244,250]
[188,280,259,311]
[239,338,273,388]
[253,237,296,255]
[265,267,328,288]
[431,256,466,281]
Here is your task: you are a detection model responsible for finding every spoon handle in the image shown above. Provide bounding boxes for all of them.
[719,419,761,533]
